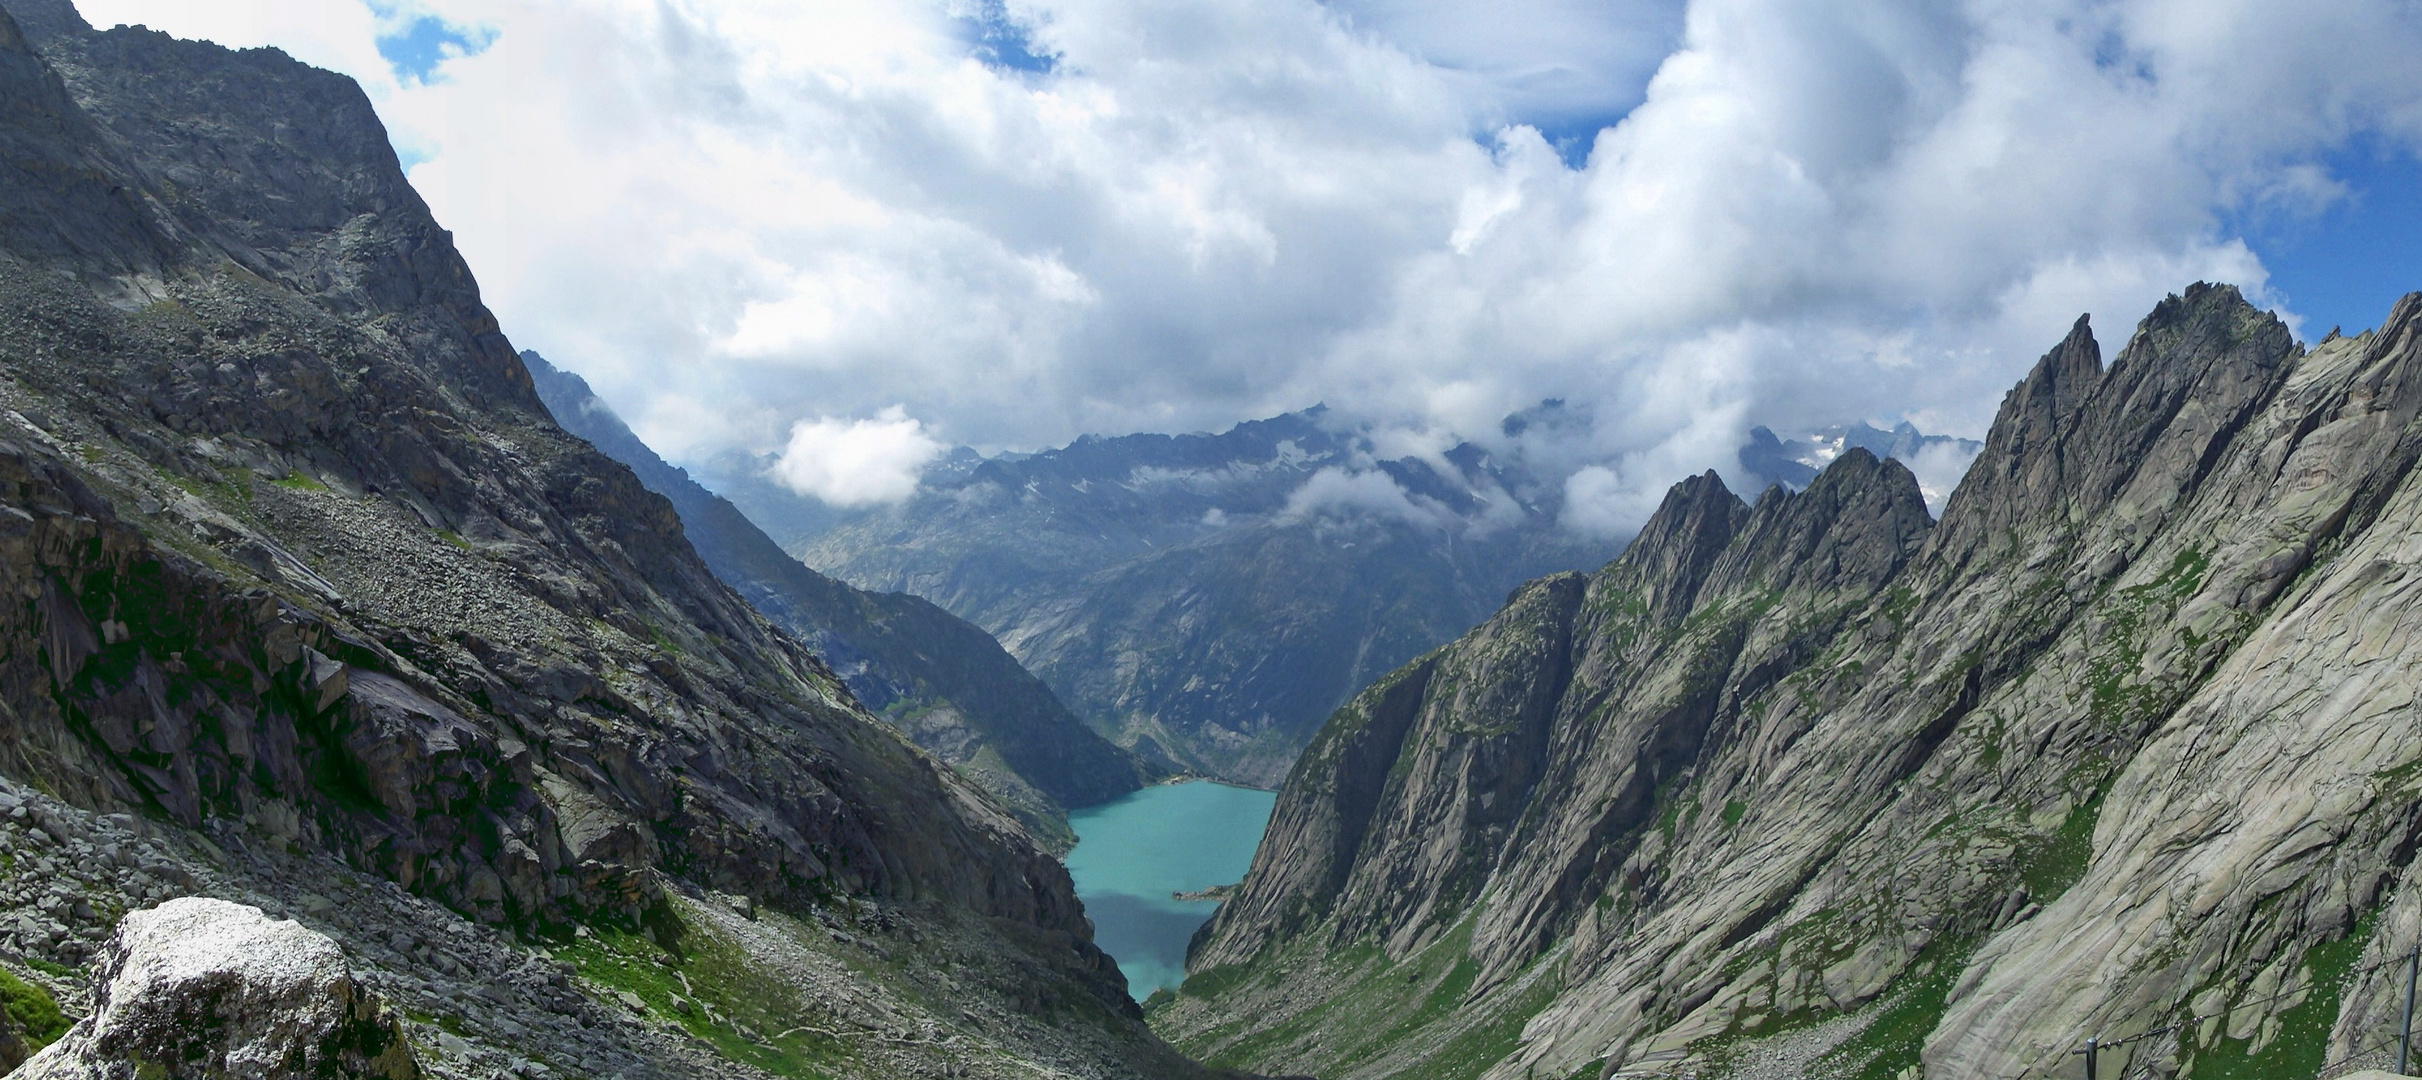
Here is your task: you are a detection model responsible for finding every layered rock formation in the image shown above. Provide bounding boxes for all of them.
[0,1,1219,1075]
[525,352,1155,848]
[1161,285,2422,1080]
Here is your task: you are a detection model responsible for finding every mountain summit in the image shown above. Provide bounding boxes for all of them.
[1160,283,2422,1080]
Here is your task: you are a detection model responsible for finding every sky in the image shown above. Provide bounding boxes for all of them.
[66,0,2422,533]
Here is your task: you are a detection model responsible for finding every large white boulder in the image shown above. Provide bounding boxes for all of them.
[12,897,417,1079]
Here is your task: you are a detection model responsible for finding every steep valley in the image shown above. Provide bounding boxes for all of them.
[1159,286,2422,1080]
[727,411,1630,787]
[0,2,1221,1076]
[524,352,1157,852]
[0,0,2417,1076]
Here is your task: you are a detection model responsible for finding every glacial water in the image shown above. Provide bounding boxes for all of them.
[1065,780,1278,1000]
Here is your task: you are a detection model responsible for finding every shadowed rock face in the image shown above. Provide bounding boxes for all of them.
[523,352,1155,848]
[1165,284,2422,1080]
[15,897,418,1080]
[0,3,1218,1076]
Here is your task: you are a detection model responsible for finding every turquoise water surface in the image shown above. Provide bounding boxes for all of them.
[1065,780,1277,1000]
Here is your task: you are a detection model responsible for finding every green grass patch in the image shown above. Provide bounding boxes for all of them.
[2016,788,2104,904]
[1806,938,1973,1080]
[556,909,853,1078]
[1407,961,1562,1079]
[1722,800,1748,827]
[1173,913,1569,1080]
[435,529,472,551]
[22,958,75,980]
[2184,915,2372,1080]
[271,471,329,492]
[0,966,68,1048]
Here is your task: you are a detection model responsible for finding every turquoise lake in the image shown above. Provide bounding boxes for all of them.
[1065,780,1278,1000]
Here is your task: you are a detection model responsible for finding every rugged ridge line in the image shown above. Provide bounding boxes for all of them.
[1158,283,2422,1080]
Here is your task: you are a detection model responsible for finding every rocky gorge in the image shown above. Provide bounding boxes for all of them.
[1159,285,2422,1080]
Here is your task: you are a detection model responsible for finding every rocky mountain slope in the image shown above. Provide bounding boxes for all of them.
[727,411,1630,786]
[0,2,1221,1075]
[524,352,1155,850]
[1158,284,2422,1080]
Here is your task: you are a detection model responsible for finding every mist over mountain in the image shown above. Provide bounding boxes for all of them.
[701,409,1975,788]
[6,2,2420,1079]
[700,410,1621,786]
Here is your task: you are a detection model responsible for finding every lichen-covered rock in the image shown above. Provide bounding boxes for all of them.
[14,897,416,1080]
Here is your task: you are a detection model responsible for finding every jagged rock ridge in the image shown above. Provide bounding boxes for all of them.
[523,351,1156,849]
[1160,284,2422,1080]
[0,1,1220,1075]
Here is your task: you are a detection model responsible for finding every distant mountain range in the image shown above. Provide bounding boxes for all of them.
[524,353,1156,848]
[1738,420,1981,498]
[698,410,1617,786]
[694,408,1973,787]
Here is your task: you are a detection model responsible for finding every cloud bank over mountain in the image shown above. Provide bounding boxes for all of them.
[78,0,2422,532]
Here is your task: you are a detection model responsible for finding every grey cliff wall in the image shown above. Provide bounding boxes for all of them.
[1163,283,2422,1080]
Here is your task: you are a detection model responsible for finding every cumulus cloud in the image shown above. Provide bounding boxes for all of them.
[770,408,947,507]
[81,0,2422,527]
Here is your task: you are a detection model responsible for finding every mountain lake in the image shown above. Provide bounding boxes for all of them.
[1065,780,1278,1000]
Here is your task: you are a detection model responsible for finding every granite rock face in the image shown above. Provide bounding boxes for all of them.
[0,2,1215,1076]
[14,897,417,1080]
[524,352,1155,848]
[1165,284,2422,1080]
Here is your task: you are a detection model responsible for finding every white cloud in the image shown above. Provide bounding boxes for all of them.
[770,407,947,506]
[1903,439,1982,517]
[89,0,2422,535]
[1280,467,1451,530]
[1560,465,1634,539]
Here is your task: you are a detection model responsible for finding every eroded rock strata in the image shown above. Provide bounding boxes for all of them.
[0,1,1217,1076]
[1165,285,2422,1080]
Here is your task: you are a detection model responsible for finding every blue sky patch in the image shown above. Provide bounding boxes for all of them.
[368,4,497,85]
[1531,115,1622,170]
[958,0,1056,75]
[2239,136,2422,339]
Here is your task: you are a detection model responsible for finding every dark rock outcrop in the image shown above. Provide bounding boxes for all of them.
[1164,285,2422,1080]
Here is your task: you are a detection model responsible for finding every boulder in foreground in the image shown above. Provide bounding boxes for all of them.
[14,897,417,1080]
